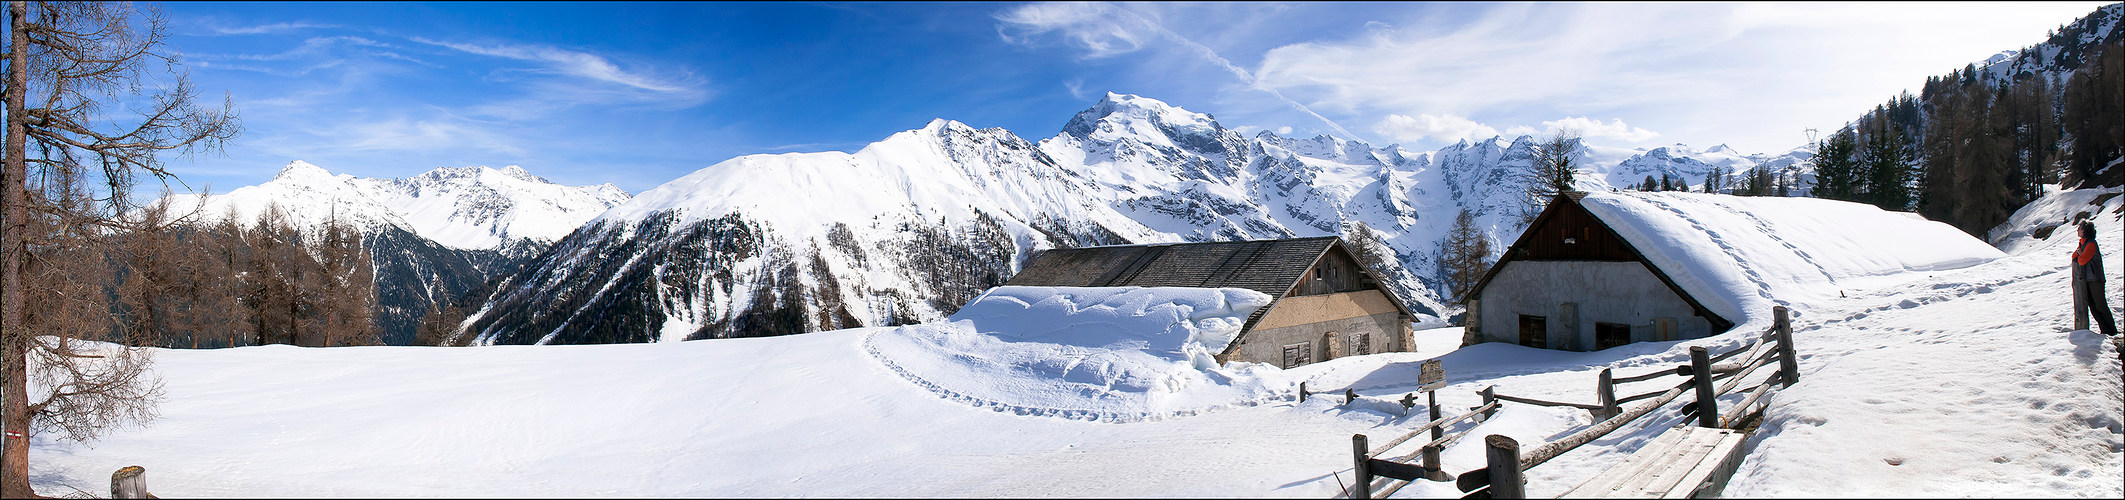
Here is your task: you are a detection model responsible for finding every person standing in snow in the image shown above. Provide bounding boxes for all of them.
[2072,221,2118,336]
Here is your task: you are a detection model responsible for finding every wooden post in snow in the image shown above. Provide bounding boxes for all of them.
[111,466,146,499]
[1479,386,1497,420]
[1352,434,1373,499]
[1690,346,1717,428]
[1485,435,1525,498]
[1423,389,1444,473]
[1774,306,1799,388]
[1596,367,1619,421]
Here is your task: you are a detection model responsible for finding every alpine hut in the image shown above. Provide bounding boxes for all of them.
[1004,236,1417,368]
[1462,190,2002,351]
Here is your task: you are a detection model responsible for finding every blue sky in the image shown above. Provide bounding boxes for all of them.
[156,1,2115,194]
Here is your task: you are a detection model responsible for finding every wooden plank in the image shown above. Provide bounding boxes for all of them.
[1634,428,1726,495]
[1560,426,1750,499]
[1560,429,1686,497]
[1607,430,1706,497]
[1669,430,1748,498]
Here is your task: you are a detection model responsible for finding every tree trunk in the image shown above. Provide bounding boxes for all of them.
[3,1,35,496]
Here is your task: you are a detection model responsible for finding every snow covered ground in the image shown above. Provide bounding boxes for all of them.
[24,189,2123,497]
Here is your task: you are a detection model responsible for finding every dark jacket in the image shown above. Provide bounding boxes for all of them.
[2074,236,2103,282]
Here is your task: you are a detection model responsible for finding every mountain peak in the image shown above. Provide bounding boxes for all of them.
[498,165,538,182]
[1060,92,1226,154]
[273,160,336,183]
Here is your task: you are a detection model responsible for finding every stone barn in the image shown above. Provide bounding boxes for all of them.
[1461,190,2004,351]
[1463,192,1730,351]
[1004,236,1417,368]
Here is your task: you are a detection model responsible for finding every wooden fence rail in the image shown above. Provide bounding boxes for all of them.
[1342,306,1801,499]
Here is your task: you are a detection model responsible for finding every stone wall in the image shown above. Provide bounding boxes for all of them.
[1223,289,1408,366]
[1474,260,1711,351]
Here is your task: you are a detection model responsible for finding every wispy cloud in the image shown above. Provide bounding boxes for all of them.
[997,3,1147,59]
[411,37,702,95]
[998,2,1359,140]
[211,21,339,35]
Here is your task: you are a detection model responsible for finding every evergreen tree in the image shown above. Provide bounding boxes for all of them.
[1861,123,1915,210]
[1812,130,1862,202]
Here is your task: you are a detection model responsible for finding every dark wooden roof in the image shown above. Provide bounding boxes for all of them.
[1007,236,1418,335]
[1007,236,1341,298]
[1462,191,1734,332]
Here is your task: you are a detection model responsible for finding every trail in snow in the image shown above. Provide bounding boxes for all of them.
[1634,195,1784,307]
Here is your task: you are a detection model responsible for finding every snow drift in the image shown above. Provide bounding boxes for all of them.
[866,286,1290,421]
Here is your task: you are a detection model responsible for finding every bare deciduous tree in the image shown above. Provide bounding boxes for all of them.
[1520,129,1583,223]
[3,2,238,495]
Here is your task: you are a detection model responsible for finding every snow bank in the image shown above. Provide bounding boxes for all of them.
[865,286,1288,421]
[1988,184,2124,255]
[1579,192,2005,326]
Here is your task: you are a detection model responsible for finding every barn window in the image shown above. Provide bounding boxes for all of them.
[1349,332,1371,355]
[1282,342,1314,369]
[1518,314,1547,348]
[1595,322,1631,350]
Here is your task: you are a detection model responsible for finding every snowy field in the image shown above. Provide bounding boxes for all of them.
[24,190,2124,497]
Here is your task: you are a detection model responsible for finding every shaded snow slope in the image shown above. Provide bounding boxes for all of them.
[867,286,1283,421]
[1579,191,2004,325]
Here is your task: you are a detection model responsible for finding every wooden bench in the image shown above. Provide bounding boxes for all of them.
[1559,425,1749,498]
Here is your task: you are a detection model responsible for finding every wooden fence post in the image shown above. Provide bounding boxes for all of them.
[1596,367,1619,421]
[111,465,147,499]
[1299,381,1308,403]
[1485,435,1525,499]
[1346,388,1359,405]
[1352,434,1373,499]
[1774,306,1799,388]
[1690,346,1717,428]
[1423,390,1444,475]
[1479,386,1497,420]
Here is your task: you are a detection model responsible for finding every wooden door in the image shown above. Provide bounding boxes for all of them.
[1519,314,1547,348]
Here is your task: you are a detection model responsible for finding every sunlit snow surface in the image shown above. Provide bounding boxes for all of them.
[867,286,1288,421]
[25,189,2123,497]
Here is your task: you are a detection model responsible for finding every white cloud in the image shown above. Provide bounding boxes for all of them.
[212,21,338,35]
[1373,113,1501,143]
[996,2,1147,58]
[1254,2,2114,153]
[412,38,701,95]
[999,2,1360,140]
[1540,116,1659,142]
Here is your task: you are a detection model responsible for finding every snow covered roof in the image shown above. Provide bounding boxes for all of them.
[1477,191,2005,327]
[1005,236,1417,329]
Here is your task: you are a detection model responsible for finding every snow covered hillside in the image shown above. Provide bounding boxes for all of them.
[157,161,630,344]
[26,186,2119,497]
[464,92,1811,345]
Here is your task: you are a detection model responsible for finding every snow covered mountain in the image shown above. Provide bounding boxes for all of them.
[1601,143,1815,194]
[1969,3,2121,85]
[159,160,630,344]
[461,92,1817,345]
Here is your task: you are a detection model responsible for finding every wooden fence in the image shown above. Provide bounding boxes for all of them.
[1342,306,1799,499]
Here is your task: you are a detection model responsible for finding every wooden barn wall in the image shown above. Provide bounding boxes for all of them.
[1291,247,1370,296]
[1519,201,1636,262]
